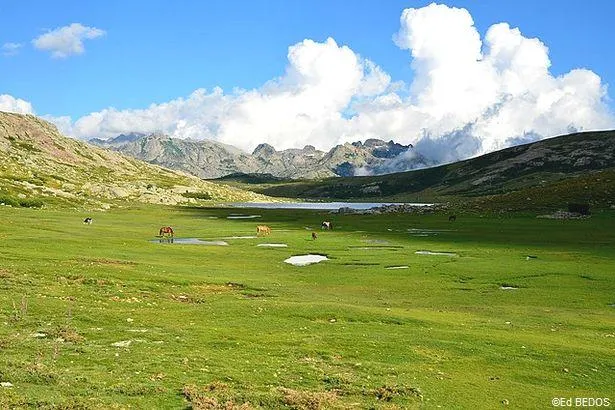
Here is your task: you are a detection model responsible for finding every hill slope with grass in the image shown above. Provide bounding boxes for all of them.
[0,112,272,209]
[247,130,615,210]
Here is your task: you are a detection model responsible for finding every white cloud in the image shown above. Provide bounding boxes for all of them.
[2,42,23,56]
[20,4,615,165]
[32,23,105,58]
[0,94,34,114]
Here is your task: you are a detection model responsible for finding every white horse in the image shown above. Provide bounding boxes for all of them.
[321,221,333,230]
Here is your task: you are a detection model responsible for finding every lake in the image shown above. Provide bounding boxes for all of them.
[225,201,434,210]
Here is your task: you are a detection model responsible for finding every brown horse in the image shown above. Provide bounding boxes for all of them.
[159,226,174,237]
[256,225,271,236]
[311,232,318,240]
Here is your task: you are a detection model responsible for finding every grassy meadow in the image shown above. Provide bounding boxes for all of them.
[0,204,614,408]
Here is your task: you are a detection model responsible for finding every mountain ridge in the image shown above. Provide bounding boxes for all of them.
[90,133,434,179]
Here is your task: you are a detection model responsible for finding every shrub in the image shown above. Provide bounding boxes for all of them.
[19,198,44,208]
[568,203,590,215]
[181,191,212,200]
[0,195,44,208]
[0,195,19,207]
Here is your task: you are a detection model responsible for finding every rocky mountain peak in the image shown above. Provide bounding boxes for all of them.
[252,143,276,157]
[91,132,434,179]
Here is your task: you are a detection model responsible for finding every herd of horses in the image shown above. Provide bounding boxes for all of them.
[151,220,335,242]
[85,215,456,242]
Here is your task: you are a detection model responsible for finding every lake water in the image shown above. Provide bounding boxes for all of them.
[227,201,434,210]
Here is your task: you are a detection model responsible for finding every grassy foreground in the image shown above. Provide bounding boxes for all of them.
[0,205,614,409]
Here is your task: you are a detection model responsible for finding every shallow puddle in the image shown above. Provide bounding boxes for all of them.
[227,215,261,219]
[284,254,328,266]
[415,250,457,257]
[257,244,288,248]
[151,238,228,246]
[223,236,257,239]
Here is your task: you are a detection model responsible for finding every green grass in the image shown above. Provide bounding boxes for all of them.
[0,205,614,408]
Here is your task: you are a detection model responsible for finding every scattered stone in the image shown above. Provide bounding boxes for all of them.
[112,340,132,347]
[0,382,13,388]
[31,332,47,338]
[537,211,591,219]
[332,203,446,215]
[385,265,409,270]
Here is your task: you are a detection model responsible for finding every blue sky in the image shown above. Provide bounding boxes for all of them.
[1,1,614,159]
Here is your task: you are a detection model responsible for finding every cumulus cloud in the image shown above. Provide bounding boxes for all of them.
[0,94,34,114]
[2,42,23,56]
[32,23,105,58]
[28,4,615,166]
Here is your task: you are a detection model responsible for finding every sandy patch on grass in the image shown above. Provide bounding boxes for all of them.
[279,387,338,409]
[284,254,328,266]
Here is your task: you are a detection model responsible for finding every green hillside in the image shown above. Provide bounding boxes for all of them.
[0,112,273,209]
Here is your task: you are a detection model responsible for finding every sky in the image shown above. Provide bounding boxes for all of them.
[1,1,614,164]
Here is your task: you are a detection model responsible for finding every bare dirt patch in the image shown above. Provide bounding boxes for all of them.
[182,383,255,409]
[278,387,338,410]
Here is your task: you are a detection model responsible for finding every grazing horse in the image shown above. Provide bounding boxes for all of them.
[311,232,318,240]
[158,226,174,242]
[83,217,92,224]
[256,225,271,236]
[448,215,457,222]
[321,221,333,230]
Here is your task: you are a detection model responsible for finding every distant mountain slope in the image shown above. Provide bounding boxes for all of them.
[91,133,433,179]
[0,112,272,208]
[252,130,615,208]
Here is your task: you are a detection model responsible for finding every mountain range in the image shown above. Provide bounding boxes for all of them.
[4,111,615,212]
[90,133,434,179]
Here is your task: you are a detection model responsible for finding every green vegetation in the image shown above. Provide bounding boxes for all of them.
[181,191,213,200]
[0,205,613,408]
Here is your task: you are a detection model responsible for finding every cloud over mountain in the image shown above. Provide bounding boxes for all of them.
[9,3,615,164]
